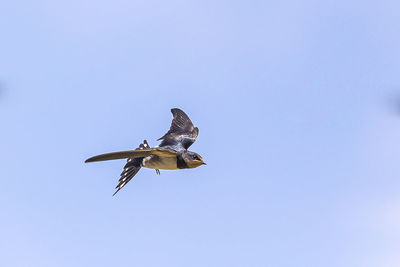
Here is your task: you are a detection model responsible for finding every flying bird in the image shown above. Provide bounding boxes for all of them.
[85,108,206,196]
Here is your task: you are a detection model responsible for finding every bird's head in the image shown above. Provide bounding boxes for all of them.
[183,151,206,168]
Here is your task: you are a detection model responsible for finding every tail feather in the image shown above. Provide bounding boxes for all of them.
[112,140,160,196]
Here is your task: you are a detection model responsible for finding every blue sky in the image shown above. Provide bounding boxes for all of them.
[1,0,400,266]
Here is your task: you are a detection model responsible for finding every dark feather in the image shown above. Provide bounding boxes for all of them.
[158,108,199,150]
[113,160,141,196]
[112,140,161,196]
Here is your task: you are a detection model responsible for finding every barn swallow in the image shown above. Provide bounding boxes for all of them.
[85,108,206,196]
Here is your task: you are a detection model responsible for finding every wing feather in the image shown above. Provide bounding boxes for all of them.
[85,148,177,163]
[158,108,199,149]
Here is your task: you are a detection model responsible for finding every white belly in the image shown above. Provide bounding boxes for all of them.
[142,156,178,170]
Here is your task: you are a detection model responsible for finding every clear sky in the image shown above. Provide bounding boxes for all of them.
[1,1,400,266]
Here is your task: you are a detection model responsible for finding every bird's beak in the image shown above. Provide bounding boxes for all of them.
[202,162,207,165]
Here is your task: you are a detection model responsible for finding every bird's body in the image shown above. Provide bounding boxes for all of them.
[85,108,206,196]
[142,154,178,170]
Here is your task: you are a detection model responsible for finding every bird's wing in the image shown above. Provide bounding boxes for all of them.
[85,147,177,163]
[158,108,199,149]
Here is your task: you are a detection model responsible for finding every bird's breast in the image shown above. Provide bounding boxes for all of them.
[142,155,178,170]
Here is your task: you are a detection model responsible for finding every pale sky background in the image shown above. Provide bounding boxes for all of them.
[1,1,400,266]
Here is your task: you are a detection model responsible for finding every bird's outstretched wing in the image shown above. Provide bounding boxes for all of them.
[158,108,199,149]
[85,147,177,163]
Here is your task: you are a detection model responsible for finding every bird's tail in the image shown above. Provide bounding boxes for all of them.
[113,140,154,196]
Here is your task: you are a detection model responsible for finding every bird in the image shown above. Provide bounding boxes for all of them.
[85,108,206,196]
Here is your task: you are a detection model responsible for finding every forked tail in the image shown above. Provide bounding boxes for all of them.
[113,140,160,196]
